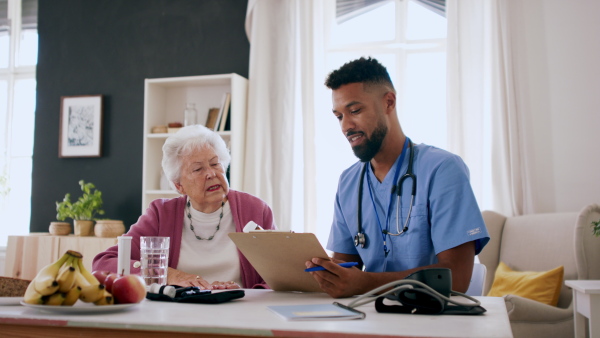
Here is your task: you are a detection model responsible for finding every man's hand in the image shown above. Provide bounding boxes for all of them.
[305,257,371,298]
[305,241,476,298]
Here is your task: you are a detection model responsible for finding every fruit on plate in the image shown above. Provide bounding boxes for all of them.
[91,270,121,293]
[23,250,116,306]
[32,251,71,296]
[63,286,81,306]
[111,274,146,304]
[56,265,77,293]
[94,289,115,305]
[91,270,111,286]
[103,273,119,293]
[23,251,74,304]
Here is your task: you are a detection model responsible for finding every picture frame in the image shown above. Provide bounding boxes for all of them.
[59,95,104,158]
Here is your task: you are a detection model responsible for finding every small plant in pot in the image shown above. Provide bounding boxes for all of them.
[592,219,600,237]
[56,180,105,236]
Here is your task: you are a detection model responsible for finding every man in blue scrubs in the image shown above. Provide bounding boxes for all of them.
[306,57,490,298]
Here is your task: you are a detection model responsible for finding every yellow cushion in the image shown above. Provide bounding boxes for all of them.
[487,262,564,306]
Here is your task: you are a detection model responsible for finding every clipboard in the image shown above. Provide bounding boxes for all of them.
[228,232,328,292]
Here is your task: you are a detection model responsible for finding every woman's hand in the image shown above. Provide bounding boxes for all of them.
[166,267,212,289]
[210,281,240,290]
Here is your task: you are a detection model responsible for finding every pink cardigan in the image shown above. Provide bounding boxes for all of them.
[92,190,276,288]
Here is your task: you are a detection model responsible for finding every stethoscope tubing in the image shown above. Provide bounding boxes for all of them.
[355,138,416,248]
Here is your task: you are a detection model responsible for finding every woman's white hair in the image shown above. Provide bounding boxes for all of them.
[161,125,231,187]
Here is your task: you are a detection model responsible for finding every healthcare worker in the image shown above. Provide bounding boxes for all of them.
[306,57,490,298]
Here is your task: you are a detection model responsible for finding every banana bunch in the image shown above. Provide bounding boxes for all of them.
[23,250,114,306]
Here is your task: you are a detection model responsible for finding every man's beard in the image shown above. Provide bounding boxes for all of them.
[351,121,387,162]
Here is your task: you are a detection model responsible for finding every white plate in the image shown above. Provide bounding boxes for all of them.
[20,300,139,314]
[0,297,23,305]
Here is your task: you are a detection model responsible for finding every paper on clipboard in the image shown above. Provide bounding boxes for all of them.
[228,232,328,292]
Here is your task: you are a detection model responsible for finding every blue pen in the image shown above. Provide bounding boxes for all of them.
[304,262,359,272]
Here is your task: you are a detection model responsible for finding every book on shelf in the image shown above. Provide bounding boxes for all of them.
[205,107,220,131]
[267,302,365,321]
[217,92,231,132]
[219,105,231,132]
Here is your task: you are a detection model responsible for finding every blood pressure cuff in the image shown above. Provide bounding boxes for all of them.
[375,290,486,315]
[146,285,245,304]
[375,268,486,315]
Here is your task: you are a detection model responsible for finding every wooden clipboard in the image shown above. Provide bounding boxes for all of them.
[228,232,328,292]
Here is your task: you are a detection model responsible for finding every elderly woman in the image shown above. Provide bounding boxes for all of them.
[93,125,276,289]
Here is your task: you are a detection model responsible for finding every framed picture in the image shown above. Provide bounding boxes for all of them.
[59,95,103,158]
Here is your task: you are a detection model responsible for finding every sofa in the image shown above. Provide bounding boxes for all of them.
[479,204,600,338]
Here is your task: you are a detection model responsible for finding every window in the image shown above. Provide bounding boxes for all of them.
[300,0,447,245]
[0,0,37,247]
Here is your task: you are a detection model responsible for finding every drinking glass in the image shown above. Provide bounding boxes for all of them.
[140,236,170,286]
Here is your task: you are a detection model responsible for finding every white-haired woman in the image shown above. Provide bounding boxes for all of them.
[94,125,276,289]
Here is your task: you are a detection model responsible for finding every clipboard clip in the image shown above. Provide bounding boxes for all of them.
[243,221,292,233]
[243,221,264,233]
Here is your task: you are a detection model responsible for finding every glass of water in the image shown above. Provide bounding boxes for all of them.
[140,236,170,286]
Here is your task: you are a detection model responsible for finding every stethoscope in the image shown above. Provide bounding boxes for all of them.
[354,138,417,254]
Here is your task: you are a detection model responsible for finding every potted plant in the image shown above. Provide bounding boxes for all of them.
[56,180,105,236]
[592,218,600,237]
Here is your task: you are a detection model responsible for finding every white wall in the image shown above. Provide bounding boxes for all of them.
[512,0,600,213]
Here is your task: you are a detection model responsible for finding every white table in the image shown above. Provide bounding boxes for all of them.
[566,280,600,338]
[0,289,513,338]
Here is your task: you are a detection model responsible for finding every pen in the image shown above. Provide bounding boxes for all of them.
[304,262,359,272]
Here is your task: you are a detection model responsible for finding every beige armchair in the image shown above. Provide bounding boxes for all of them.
[479,204,600,338]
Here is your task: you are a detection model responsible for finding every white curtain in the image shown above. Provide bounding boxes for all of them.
[244,0,323,233]
[296,0,323,234]
[446,0,534,217]
[489,0,534,216]
[446,0,489,210]
[244,0,296,229]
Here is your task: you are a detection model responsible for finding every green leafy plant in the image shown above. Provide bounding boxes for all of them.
[593,219,600,237]
[56,180,105,221]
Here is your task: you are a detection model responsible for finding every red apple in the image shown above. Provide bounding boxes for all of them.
[103,273,120,293]
[111,274,146,304]
[91,270,112,285]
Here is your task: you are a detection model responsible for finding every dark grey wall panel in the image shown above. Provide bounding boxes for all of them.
[31,0,249,232]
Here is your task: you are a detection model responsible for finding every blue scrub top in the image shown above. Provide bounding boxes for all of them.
[326,142,490,273]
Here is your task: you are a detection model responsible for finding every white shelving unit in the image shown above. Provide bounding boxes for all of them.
[142,73,248,211]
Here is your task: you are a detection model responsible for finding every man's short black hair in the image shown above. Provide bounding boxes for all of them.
[325,57,394,90]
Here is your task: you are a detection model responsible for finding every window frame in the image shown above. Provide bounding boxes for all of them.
[303,0,448,245]
[323,0,447,141]
[0,0,37,247]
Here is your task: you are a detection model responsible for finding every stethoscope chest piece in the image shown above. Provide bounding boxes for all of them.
[354,232,366,248]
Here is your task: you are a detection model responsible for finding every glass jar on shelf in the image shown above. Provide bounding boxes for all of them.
[184,103,198,126]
